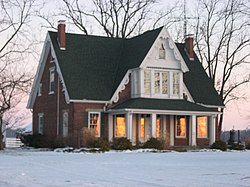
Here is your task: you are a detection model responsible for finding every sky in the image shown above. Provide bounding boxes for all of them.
[4,0,250,131]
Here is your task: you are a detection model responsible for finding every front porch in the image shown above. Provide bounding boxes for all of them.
[107,112,217,147]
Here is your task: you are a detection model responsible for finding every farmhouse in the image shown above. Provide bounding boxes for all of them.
[27,21,224,147]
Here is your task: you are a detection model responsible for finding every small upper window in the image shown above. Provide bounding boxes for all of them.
[49,67,55,94]
[159,44,165,59]
[38,113,44,135]
[38,83,42,96]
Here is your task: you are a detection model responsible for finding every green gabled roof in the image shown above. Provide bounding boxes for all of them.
[176,43,224,106]
[49,27,162,100]
[112,98,218,112]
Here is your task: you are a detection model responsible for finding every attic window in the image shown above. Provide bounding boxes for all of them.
[159,44,165,59]
[49,67,55,94]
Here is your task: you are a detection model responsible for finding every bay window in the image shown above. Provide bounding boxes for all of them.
[197,116,208,138]
[88,112,100,137]
[173,72,180,95]
[144,70,151,94]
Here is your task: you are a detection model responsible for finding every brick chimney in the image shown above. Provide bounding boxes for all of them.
[185,34,194,61]
[57,20,66,50]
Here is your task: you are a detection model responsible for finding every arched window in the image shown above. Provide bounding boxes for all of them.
[159,43,165,59]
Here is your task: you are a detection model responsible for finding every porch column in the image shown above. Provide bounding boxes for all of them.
[209,115,215,145]
[190,115,197,146]
[108,114,113,142]
[151,113,156,138]
[170,115,174,146]
[126,112,133,141]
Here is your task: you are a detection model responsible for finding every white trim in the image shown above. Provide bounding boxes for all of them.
[198,103,225,109]
[209,115,216,145]
[151,113,157,138]
[190,115,197,146]
[88,112,101,137]
[175,116,187,139]
[107,108,221,116]
[140,27,189,73]
[110,71,131,104]
[183,84,194,102]
[69,99,109,104]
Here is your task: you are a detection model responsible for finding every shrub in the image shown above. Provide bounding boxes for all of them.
[229,143,245,150]
[81,127,96,147]
[90,138,110,152]
[112,137,132,150]
[143,138,165,150]
[210,140,228,151]
[245,138,250,150]
[20,134,50,148]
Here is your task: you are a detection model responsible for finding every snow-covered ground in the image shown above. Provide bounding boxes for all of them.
[0,149,250,187]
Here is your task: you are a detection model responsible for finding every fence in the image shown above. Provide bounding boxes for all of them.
[5,138,23,148]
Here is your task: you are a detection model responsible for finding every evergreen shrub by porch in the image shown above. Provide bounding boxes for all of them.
[21,134,51,148]
[90,138,110,152]
[210,140,227,151]
[143,138,165,150]
[112,137,132,150]
[228,143,245,150]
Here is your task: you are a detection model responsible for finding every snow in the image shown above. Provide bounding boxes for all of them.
[0,149,250,187]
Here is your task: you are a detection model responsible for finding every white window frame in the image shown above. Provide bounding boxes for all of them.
[38,83,42,96]
[115,114,126,138]
[49,67,55,94]
[159,43,166,59]
[38,113,44,135]
[197,116,208,138]
[88,112,101,137]
[62,111,69,137]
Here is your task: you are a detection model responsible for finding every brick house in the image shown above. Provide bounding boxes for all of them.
[27,21,224,147]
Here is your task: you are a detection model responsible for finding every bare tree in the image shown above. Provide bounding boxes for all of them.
[192,0,250,137]
[0,0,35,150]
[37,0,179,38]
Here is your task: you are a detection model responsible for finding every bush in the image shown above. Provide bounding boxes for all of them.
[211,140,228,151]
[90,138,110,152]
[245,138,250,150]
[112,137,132,150]
[143,138,165,150]
[21,134,50,148]
[229,143,245,150]
[81,127,96,147]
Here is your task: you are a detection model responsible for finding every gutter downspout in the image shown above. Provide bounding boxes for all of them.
[57,76,60,136]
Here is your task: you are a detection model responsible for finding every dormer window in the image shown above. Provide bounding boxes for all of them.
[173,72,180,95]
[159,43,165,59]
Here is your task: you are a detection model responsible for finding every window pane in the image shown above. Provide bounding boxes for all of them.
[162,72,168,94]
[197,117,207,138]
[159,44,165,59]
[140,118,145,138]
[63,112,68,137]
[176,116,186,137]
[156,118,161,138]
[116,116,126,137]
[89,113,100,136]
[49,69,55,93]
[173,72,180,95]
[144,70,151,94]
[154,72,160,94]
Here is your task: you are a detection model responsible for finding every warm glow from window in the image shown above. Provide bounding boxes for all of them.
[89,113,100,136]
[197,117,207,138]
[176,116,186,137]
[140,118,145,138]
[116,116,126,137]
[156,118,161,138]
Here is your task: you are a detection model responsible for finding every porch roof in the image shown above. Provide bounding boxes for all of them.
[110,98,218,113]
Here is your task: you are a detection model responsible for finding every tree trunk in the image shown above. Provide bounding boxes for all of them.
[218,108,224,140]
[0,127,3,150]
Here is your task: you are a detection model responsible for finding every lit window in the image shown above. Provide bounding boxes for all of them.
[49,67,55,94]
[38,83,42,96]
[63,111,69,137]
[173,72,180,95]
[140,117,145,138]
[144,70,151,94]
[197,116,208,138]
[159,44,165,59]
[88,112,100,137]
[115,115,126,137]
[154,72,160,94]
[162,72,168,94]
[38,113,44,135]
[176,116,186,138]
[156,118,161,138]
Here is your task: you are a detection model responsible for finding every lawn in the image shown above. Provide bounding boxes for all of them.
[0,149,249,187]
